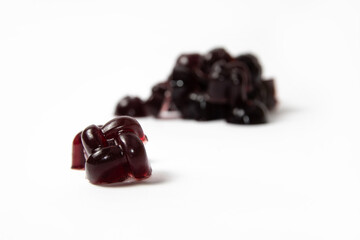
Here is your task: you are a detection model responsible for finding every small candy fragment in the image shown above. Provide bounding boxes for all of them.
[71,116,151,184]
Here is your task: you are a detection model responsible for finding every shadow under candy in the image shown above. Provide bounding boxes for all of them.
[95,169,173,188]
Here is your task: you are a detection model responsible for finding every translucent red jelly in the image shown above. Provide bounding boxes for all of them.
[114,48,277,124]
[72,116,151,184]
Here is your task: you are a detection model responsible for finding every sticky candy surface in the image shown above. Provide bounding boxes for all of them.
[72,116,151,184]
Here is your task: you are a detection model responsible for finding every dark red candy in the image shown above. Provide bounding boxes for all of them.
[173,53,208,91]
[101,116,147,142]
[201,48,233,74]
[226,101,268,125]
[207,61,232,103]
[81,125,108,156]
[170,55,203,109]
[176,54,203,69]
[115,96,147,117]
[71,132,86,169]
[72,116,151,184]
[180,93,227,121]
[228,62,252,106]
[117,132,151,179]
[86,146,130,184]
[260,79,277,110]
[145,82,168,117]
[113,47,277,124]
[207,61,250,104]
[236,54,262,85]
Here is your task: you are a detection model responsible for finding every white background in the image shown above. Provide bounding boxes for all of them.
[1,0,359,239]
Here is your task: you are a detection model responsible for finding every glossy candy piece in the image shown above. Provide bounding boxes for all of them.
[118,132,151,179]
[71,116,151,184]
[102,116,147,142]
[86,146,130,184]
[72,132,86,169]
[81,124,108,157]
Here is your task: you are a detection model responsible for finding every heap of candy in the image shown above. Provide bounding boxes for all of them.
[115,48,277,124]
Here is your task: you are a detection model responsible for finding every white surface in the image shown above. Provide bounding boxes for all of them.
[1,0,360,239]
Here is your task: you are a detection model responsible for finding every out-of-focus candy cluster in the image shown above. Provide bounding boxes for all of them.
[115,48,277,124]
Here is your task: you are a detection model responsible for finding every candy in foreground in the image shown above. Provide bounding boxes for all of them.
[71,116,151,184]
